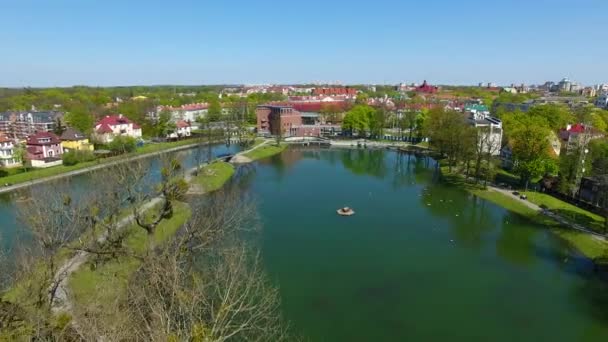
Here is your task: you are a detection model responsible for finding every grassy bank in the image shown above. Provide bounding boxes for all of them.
[0,139,200,186]
[441,167,608,259]
[244,143,286,161]
[522,191,605,234]
[69,202,192,319]
[193,161,235,193]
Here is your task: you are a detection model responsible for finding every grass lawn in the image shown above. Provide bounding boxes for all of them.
[0,139,201,186]
[69,201,191,317]
[244,143,287,161]
[522,191,606,233]
[441,167,608,259]
[193,161,235,193]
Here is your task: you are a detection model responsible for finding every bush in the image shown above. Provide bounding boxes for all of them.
[62,150,97,166]
[108,136,137,154]
[0,169,7,178]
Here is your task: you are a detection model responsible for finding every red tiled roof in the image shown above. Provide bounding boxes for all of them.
[312,87,357,96]
[96,115,135,127]
[415,80,438,93]
[176,120,190,128]
[96,123,114,134]
[26,131,60,146]
[0,133,10,143]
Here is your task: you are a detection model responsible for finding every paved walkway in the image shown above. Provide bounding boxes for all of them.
[0,141,220,195]
[487,186,607,241]
[230,139,270,164]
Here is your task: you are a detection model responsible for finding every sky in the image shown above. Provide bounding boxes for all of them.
[0,0,606,87]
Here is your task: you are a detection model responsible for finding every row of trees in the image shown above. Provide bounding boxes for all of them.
[0,156,293,340]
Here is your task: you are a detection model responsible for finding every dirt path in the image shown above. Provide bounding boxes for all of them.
[230,139,270,164]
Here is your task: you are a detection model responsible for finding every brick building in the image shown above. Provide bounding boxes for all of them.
[0,111,63,139]
[256,105,341,137]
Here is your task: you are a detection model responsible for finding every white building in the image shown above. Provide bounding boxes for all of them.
[155,103,209,129]
[466,106,503,156]
[596,93,608,109]
[167,120,192,139]
[0,133,19,168]
[93,114,143,143]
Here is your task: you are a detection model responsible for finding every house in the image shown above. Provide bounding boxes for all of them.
[154,103,209,129]
[0,133,19,168]
[596,93,608,109]
[559,123,605,152]
[312,87,357,98]
[60,128,94,152]
[26,131,63,168]
[93,114,142,143]
[167,120,192,139]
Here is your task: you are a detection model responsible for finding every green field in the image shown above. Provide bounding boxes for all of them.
[244,143,286,161]
[193,161,235,193]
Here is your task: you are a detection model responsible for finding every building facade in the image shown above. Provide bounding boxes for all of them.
[26,131,63,168]
[60,128,94,152]
[93,114,143,143]
[0,133,19,168]
[0,111,63,139]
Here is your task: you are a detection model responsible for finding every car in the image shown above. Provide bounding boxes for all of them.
[512,191,520,196]
[520,194,527,200]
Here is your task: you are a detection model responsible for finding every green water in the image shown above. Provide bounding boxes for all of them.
[251,148,608,341]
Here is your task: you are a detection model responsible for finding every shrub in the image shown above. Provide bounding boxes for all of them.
[108,136,137,154]
[62,150,97,166]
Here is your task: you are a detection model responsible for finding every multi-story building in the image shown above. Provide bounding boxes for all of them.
[154,103,209,129]
[559,123,605,152]
[256,105,341,137]
[465,106,503,156]
[0,111,63,139]
[595,93,608,109]
[92,114,142,143]
[26,131,63,168]
[0,133,19,168]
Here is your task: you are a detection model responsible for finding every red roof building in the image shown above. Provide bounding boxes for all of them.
[312,87,357,97]
[25,131,63,167]
[93,114,143,143]
[415,80,439,94]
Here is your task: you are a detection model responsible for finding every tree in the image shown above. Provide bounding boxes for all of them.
[207,98,222,122]
[13,145,27,172]
[503,112,556,189]
[155,109,174,138]
[64,106,94,135]
[108,136,137,154]
[342,105,374,137]
[527,104,574,131]
[52,117,64,136]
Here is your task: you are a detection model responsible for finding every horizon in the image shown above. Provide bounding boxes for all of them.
[1,0,607,87]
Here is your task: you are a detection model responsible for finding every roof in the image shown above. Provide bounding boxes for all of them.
[26,131,60,146]
[60,128,87,141]
[95,115,140,132]
[415,80,438,93]
[175,120,190,128]
[0,133,10,143]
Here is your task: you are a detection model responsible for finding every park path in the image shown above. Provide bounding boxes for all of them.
[230,139,270,163]
[50,139,266,321]
[487,186,607,242]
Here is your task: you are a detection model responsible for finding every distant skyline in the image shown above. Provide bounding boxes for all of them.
[1,0,607,87]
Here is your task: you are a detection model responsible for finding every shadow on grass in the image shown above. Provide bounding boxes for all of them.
[552,209,606,234]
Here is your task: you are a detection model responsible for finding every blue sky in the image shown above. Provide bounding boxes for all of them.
[0,0,606,87]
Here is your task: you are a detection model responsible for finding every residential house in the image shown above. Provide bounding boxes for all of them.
[596,93,608,109]
[559,123,605,152]
[60,128,94,152]
[167,120,192,139]
[93,114,142,143]
[26,132,63,168]
[0,133,19,168]
[154,103,208,129]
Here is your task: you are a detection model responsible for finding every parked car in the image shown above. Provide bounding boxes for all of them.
[520,194,527,200]
[512,191,520,196]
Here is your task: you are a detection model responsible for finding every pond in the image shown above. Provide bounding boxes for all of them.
[0,143,241,250]
[249,148,608,341]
